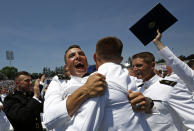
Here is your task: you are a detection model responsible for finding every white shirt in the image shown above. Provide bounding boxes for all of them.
[139,75,194,131]
[159,47,194,92]
[1,94,7,102]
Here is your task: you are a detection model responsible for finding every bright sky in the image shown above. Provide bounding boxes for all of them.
[0,0,193,73]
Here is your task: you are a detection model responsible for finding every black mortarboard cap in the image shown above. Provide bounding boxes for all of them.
[129,3,178,46]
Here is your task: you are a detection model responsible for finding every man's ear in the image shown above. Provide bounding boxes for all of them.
[15,79,20,87]
[116,56,123,64]
[15,80,18,85]
[64,65,68,71]
[151,62,155,69]
[93,53,97,63]
[119,56,123,64]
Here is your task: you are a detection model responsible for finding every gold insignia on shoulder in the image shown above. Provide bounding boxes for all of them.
[159,80,177,87]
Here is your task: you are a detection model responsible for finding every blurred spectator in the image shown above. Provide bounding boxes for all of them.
[187,60,194,70]
[39,74,46,93]
[154,69,163,77]
[0,87,8,102]
[40,79,51,101]
[128,67,136,76]
[0,80,16,94]
[164,64,173,77]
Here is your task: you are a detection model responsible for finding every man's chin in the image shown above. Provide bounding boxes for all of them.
[75,70,87,77]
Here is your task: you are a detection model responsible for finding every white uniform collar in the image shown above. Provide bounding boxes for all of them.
[98,62,124,75]
[70,75,83,82]
[143,75,160,89]
[98,62,115,68]
[70,75,88,84]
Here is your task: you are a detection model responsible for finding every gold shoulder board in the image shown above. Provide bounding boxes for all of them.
[159,80,177,87]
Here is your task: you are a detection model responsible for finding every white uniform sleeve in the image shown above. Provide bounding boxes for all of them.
[64,72,106,131]
[168,83,194,130]
[159,47,194,91]
[65,96,106,131]
[43,76,71,130]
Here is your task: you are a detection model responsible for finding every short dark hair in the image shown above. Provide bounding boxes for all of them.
[187,60,194,68]
[96,36,123,61]
[64,45,81,63]
[15,71,31,81]
[132,52,155,64]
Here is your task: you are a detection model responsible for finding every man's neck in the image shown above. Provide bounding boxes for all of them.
[96,60,120,70]
[143,72,156,82]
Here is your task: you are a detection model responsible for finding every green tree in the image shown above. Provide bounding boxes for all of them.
[156,58,165,63]
[0,72,8,80]
[178,55,186,61]
[1,66,18,80]
[55,66,64,75]
[31,73,41,79]
[187,54,194,60]
[43,67,51,77]
[42,66,64,77]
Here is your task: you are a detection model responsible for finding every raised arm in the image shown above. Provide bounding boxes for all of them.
[153,30,165,50]
[153,30,194,91]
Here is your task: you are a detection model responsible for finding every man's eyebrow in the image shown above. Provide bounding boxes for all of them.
[133,64,143,67]
[68,52,75,57]
[79,51,85,54]
[24,79,32,82]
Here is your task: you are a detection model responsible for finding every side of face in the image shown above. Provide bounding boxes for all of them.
[93,53,101,70]
[65,48,88,77]
[132,58,154,81]
[165,64,173,75]
[1,88,8,94]
[16,75,33,92]
[128,68,136,76]
[64,65,71,78]
[192,65,194,70]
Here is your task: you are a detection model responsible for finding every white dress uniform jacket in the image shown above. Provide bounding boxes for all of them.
[138,75,194,131]
[94,63,149,131]
[43,62,150,131]
[159,47,194,92]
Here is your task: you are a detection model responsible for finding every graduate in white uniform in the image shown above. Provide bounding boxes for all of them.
[43,45,107,131]
[93,36,151,131]
[131,50,194,131]
[153,30,194,92]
